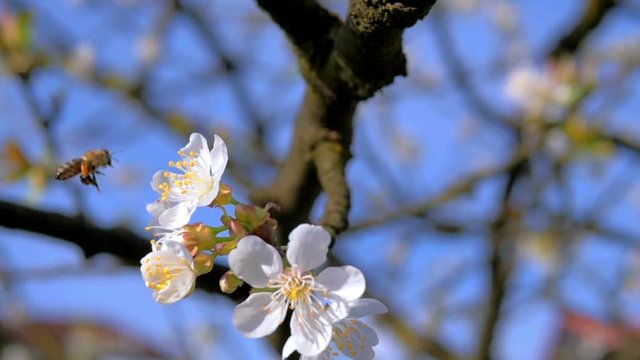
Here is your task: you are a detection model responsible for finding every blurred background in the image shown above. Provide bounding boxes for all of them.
[1,0,640,359]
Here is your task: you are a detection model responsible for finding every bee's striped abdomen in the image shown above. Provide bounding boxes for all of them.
[55,158,83,180]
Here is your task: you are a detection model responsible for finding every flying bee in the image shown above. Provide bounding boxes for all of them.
[55,149,113,191]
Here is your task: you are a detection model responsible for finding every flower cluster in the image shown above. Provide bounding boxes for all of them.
[140,133,387,359]
[141,133,228,303]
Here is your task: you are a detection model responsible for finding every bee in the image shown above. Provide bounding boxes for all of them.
[55,149,113,191]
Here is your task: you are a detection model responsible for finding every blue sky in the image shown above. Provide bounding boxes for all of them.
[2,0,640,359]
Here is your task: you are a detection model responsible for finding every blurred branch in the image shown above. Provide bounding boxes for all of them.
[549,0,618,58]
[172,0,276,168]
[326,253,459,360]
[430,8,514,128]
[476,139,527,360]
[607,131,640,154]
[349,149,527,233]
[381,314,459,360]
[473,1,623,350]
[0,198,248,301]
[0,199,147,263]
[477,206,515,360]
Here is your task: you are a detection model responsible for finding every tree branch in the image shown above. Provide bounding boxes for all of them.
[0,199,248,301]
[549,0,618,58]
[251,0,437,240]
[256,0,342,65]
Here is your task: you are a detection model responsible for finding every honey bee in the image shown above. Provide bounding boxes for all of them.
[55,149,113,191]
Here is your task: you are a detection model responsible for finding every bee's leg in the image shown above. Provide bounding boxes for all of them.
[89,172,100,191]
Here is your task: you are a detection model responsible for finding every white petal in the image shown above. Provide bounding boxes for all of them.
[301,352,324,360]
[286,224,330,272]
[146,200,174,228]
[150,170,167,192]
[317,266,365,301]
[290,307,333,357]
[158,201,195,229]
[348,298,388,318]
[347,346,374,360]
[147,200,167,218]
[140,247,195,304]
[335,320,377,359]
[153,270,196,304]
[182,133,209,159]
[357,322,379,347]
[159,239,193,263]
[195,180,220,207]
[232,292,286,338]
[210,134,228,179]
[229,236,283,287]
[282,337,297,359]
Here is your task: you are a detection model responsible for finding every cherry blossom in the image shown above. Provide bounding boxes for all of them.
[229,224,366,356]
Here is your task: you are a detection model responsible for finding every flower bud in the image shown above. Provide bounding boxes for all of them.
[213,183,233,206]
[228,219,247,238]
[193,252,216,275]
[215,239,238,256]
[234,203,279,244]
[183,223,219,253]
[220,271,243,294]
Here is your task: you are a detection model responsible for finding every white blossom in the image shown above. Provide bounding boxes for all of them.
[282,299,388,360]
[140,240,196,304]
[504,66,572,118]
[150,133,227,228]
[229,224,366,357]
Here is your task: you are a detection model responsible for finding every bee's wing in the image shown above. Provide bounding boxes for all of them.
[55,158,83,180]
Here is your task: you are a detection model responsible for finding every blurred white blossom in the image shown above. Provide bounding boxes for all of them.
[67,42,95,78]
[137,34,161,65]
[504,65,573,118]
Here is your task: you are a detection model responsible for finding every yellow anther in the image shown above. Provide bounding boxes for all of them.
[164,171,171,177]
[189,151,197,157]
[169,160,175,166]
